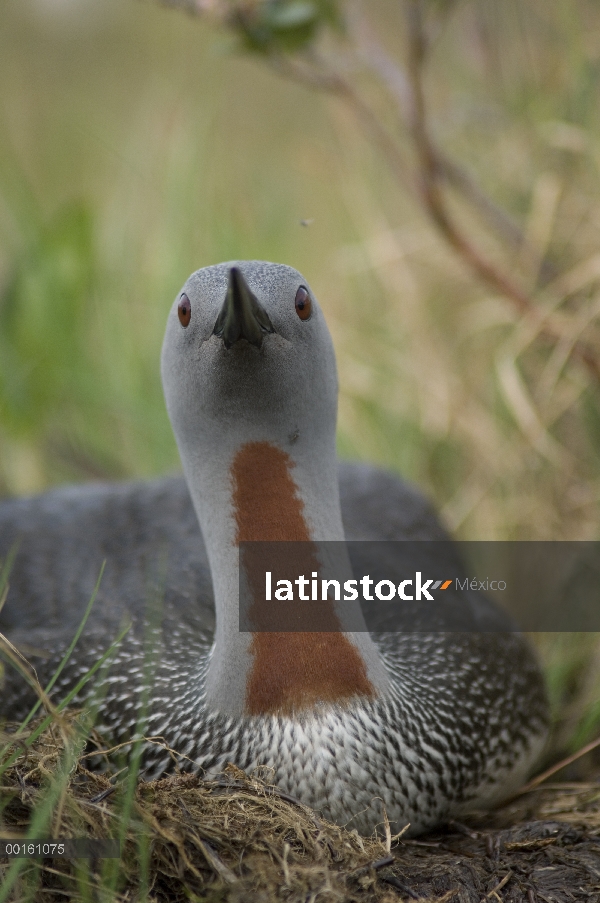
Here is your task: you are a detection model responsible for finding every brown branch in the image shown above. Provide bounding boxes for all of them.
[479,871,513,903]
[154,0,600,379]
[405,1,530,315]
[436,155,529,255]
[266,41,600,381]
[269,52,415,199]
[344,4,558,274]
[403,0,600,380]
[154,0,535,267]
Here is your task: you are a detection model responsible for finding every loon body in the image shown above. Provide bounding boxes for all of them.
[0,262,547,835]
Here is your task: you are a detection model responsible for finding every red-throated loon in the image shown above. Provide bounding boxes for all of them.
[0,262,548,835]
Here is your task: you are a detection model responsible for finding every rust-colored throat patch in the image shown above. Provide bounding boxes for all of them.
[231,441,376,717]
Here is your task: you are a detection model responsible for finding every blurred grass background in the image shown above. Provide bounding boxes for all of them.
[1,0,600,751]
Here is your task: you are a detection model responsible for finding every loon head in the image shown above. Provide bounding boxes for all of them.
[161,260,338,469]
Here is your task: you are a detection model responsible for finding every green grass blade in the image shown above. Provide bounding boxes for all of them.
[0,729,89,903]
[0,619,131,781]
[17,561,107,732]
[0,543,19,614]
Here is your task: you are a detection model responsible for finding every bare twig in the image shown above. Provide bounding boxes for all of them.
[402,0,600,379]
[348,4,537,259]
[404,1,531,317]
[268,8,600,379]
[479,870,513,902]
[379,874,420,898]
[154,0,600,379]
[516,734,600,796]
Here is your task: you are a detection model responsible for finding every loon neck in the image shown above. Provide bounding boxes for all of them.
[185,438,390,717]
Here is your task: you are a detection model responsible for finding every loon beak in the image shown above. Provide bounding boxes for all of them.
[213,267,275,350]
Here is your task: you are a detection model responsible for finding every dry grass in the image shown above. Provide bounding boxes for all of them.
[0,712,402,902]
[1,711,599,902]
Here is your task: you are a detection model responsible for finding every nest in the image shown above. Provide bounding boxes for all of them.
[0,712,599,902]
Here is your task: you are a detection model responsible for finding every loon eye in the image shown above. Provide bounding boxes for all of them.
[178,294,191,327]
[295,286,312,321]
